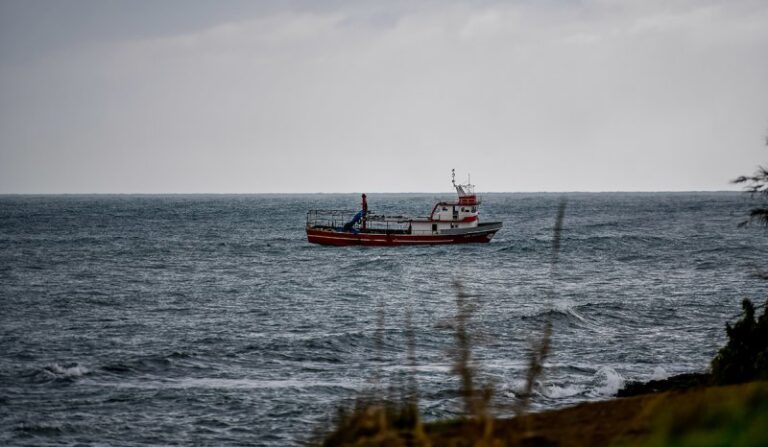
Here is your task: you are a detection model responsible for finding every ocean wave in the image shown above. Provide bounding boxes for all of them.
[99,351,208,377]
[590,366,625,396]
[541,383,585,399]
[103,377,360,391]
[31,362,91,382]
[493,243,541,253]
[47,362,90,377]
[13,421,83,436]
[240,330,412,364]
[382,363,453,374]
[650,366,669,381]
[101,356,172,375]
[508,366,625,402]
[521,302,613,335]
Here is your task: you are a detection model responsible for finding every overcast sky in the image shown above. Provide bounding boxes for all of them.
[1,0,767,193]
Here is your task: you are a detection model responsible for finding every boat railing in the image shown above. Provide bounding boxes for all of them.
[307,209,431,234]
[306,209,358,228]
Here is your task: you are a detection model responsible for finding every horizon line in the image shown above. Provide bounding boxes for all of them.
[0,189,744,196]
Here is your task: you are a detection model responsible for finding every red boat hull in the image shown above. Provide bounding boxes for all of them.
[306,226,500,246]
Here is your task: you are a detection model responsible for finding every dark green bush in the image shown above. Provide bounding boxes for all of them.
[711,298,768,385]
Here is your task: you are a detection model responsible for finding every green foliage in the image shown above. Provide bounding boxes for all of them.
[638,385,768,447]
[711,299,768,385]
[732,133,768,227]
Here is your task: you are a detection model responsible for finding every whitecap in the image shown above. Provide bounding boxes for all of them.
[509,378,528,394]
[650,366,669,381]
[381,363,452,373]
[542,383,585,399]
[44,363,89,378]
[592,366,625,396]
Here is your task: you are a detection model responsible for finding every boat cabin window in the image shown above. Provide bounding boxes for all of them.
[432,223,437,232]
[442,207,448,211]
[471,206,477,212]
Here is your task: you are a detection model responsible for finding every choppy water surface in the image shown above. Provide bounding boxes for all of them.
[1,193,766,446]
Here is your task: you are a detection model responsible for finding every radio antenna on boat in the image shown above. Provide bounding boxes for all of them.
[451,169,476,196]
[451,168,465,194]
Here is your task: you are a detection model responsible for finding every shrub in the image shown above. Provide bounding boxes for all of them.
[711,298,768,385]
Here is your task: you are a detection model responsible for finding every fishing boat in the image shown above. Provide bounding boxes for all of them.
[306,170,503,246]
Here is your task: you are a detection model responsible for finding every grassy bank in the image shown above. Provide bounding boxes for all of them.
[321,380,768,446]
[424,380,768,447]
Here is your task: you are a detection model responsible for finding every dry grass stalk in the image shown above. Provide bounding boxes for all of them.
[452,280,477,416]
[449,280,499,447]
[405,304,418,404]
[373,296,386,390]
[515,200,566,422]
[405,304,431,446]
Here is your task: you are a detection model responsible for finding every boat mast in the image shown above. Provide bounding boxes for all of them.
[452,168,466,195]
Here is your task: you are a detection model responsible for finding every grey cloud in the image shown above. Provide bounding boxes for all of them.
[1,0,766,193]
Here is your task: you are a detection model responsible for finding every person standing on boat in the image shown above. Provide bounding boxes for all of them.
[361,193,368,230]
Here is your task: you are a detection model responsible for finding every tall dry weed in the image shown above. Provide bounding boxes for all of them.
[516,200,566,418]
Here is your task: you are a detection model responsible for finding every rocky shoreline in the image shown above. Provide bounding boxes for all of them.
[617,371,711,397]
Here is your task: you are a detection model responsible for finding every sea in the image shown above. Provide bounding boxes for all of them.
[1,192,767,446]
